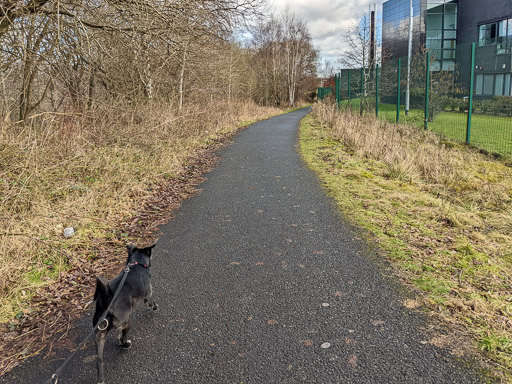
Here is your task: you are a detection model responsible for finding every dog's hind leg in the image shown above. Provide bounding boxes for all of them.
[118,323,132,348]
[145,284,158,311]
[95,328,108,384]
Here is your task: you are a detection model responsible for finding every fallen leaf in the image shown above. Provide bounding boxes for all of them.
[348,354,358,368]
[371,320,385,326]
[268,319,278,325]
[299,340,313,347]
[255,262,264,266]
[230,261,241,265]
[312,250,324,255]
[404,299,420,309]
[333,291,343,297]
[83,355,96,364]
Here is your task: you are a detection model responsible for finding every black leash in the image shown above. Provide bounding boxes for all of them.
[44,266,131,384]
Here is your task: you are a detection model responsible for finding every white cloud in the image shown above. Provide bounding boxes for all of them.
[270,0,385,68]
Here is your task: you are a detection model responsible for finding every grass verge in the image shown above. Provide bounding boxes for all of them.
[300,103,512,381]
[340,98,512,156]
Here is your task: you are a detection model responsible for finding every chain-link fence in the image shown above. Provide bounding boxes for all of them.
[318,42,512,157]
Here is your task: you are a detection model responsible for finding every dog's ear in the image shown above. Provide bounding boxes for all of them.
[142,241,157,257]
[126,244,136,254]
[94,276,111,303]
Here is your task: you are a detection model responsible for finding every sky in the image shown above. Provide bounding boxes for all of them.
[271,0,385,71]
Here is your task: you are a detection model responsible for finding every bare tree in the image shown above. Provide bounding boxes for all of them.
[250,11,317,107]
[338,13,383,113]
[1,0,269,122]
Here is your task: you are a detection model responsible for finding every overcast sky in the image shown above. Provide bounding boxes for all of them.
[271,0,385,70]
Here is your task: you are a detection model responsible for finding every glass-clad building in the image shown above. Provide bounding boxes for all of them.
[383,0,512,97]
[382,0,424,60]
[425,1,458,70]
[457,0,512,97]
[382,0,458,70]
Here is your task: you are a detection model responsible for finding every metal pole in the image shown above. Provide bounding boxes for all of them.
[406,0,413,116]
[338,73,341,109]
[336,74,340,108]
[376,64,379,117]
[370,9,375,69]
[424,52,430,130]
[397,58,401,123]
[360,67,364,115]
[348,70,351,107]
[466,43,476,143]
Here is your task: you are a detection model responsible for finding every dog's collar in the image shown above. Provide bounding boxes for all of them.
[128,261,148,268]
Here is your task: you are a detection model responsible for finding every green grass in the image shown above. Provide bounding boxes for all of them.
[338,99,512,156]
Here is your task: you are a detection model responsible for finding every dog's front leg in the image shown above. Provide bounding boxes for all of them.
[147,297,158,311]
[95,328,108,384]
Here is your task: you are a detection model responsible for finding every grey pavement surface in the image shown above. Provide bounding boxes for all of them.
[4,108,485,384]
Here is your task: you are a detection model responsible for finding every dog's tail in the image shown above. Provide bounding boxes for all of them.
[94,276,111,305]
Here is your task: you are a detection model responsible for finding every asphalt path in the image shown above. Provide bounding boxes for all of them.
[4,108,485,383]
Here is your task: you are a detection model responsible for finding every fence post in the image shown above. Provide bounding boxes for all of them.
[424,52,430,130]
[396,58,401,123]
[334,74,337,106]
[338,73,342,109]
[360,67,364,115]
[348,70,351,107]
[376,64,379,117]
[336,74,340,109]
[466,43,475,144]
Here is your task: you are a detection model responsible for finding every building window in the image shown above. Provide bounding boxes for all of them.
[426,1,458,71]
[495,74,504,96]
[479,23,497,46]
[475,74,483,95]
[484,74,494,95]
[505,74,511,96]
[479,19,512,52]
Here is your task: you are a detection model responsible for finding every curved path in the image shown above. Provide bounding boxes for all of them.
[5,108,484,383]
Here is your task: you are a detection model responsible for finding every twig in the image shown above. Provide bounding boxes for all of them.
[14,327,38,340]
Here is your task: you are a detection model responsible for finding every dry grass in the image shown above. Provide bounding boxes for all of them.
[0,100,280,324]
[303,102,512,380]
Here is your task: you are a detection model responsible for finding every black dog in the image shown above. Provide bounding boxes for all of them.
[92,243,157,384]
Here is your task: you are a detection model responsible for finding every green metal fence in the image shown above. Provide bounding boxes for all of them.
[321,42,512,157]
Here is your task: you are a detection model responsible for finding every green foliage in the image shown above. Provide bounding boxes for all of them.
[477,96,512,116]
